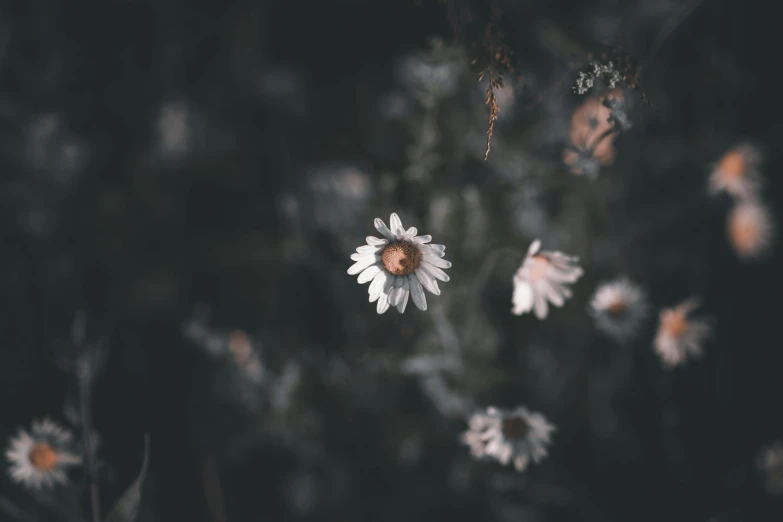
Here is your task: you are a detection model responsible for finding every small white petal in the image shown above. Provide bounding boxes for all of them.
[423,255,451,269]
[415,267,441,295]
[350,252,378,262]
[366,236,388,246]
[533,291,549,319]
[419,244,446,257]
[527,239,542,256]
[357,264,383,284]
[389,213,404,239]
[511,281,533,315]
[396,278,410,313]
[413,235,432,244]
[374,218,395,240]
[408,274,427,310]
[369,270,390,300]
[421,263,450,282]
[377,277,395,314]
[356,244,383,254]
[348,255,381,275]
[404,226,418,239]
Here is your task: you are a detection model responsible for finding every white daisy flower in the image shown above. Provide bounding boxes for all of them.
[348,212,451,314]
[511,239,584,319]
[653,298,712,368]
[727,199,774,260]
[5,418,82,490]
[708,143,762,200]
[757,441,783,495]
[589,278,649,342]
[461,406,556,472]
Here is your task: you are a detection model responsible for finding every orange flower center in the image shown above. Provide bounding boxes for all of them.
[662,311,688,339]
[729,211,760,253]
[528,256,550,282]
[29,443,59,471]
[607,299,628,316]
[229,330,252,365]
[501,417,529,440]
[381,241,422,276]
[718,151,745,179]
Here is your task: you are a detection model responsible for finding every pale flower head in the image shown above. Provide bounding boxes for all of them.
[511,239,584,319]
[589,278,650,342]
[653,298,711,368]
[727,199,774,260]
[5,418,82,490]
[461,406,556,472]
[756,441,783,495]
[708,144,762,200]
[348,212,451,314]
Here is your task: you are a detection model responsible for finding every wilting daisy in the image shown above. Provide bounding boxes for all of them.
[589,278,649,342]
[727,199,774,259]
[6,418,82,489]
[708,144,762,200]
[654,298,711,368]
[348,212,451,314]
[757,441,783,495]
[511,239,583,319]
[461,406,555,472]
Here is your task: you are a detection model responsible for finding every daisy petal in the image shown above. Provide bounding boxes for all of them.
[421,263,450,282]
[408,274,427,310]
[369,271,390,300]
[357,264,383,284]
[390,213,404,239]
[348,256,381,274]
[397,278,410,313]
[413,235,432,244]
[415,267,441,295]
[366,236,388,246]
[374,218,395,240]
[423,255,451,269]
[356,244,383,254]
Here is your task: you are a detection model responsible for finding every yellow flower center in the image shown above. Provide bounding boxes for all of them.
[29,442,59,471]
[381,241,422,276]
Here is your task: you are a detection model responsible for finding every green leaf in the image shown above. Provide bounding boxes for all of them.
[105,434,150,522]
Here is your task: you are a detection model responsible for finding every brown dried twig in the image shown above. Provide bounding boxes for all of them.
[474,2,512,160]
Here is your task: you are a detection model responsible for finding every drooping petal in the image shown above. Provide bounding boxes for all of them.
[511,281,533,315]
[396,277,410,313]
[408,274,427,310]
[527,239,542,257]
[368,270,390,300]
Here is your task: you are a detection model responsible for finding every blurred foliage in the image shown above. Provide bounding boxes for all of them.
[1,0,783,521]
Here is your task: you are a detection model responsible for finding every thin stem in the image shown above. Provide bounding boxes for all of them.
[202,453,229,522]
[79,375,100,522]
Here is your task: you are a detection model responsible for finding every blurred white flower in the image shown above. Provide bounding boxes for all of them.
[348,212,451,314]
[708,144,762,200]
[757,441,783,495]
[573,61,622,95]
[461,406,556,472]
[5,418,82,490]
[654,298,711,368]
[589,278,649,342]
[511,239,583,319]
[727,199,774,260]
